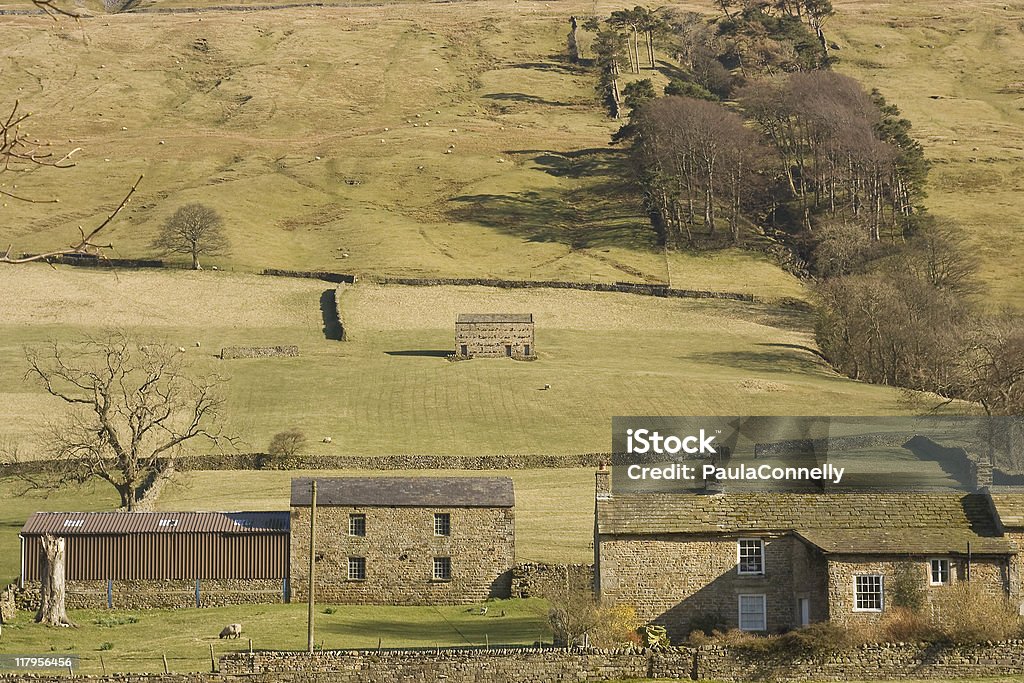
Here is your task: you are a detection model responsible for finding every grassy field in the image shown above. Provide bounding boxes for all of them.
[0,600,551,672]
[0,266,926,458]
[0,0,808,301]
[152,467,597,564]
[831,0,1024,307]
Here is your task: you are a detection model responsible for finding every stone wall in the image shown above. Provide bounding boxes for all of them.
[597,533,816,639]
[825,555,1011,623]
[261,268,356,284]
[510,563,594,599]
[455,321,535,358]
[14,578,285,610]
[0,584,15,623]
[289,505,514,605]
[220,346,300,360]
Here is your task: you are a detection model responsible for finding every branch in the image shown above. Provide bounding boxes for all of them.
[1,175,143,264]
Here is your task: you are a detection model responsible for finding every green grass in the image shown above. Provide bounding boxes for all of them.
[154,467,597,564]
[0,267,926,459]
[0,0,806,302]
[0,600,551,673]
[831,0,1024,307]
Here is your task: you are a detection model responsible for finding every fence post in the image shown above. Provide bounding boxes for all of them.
[162,654,169,674]
[210,643,216,673]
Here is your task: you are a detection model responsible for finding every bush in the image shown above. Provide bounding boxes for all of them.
[268,429,307,462]
[93,614,139,627]
[590,604,642,648]
[98,642,114,651]
[933,582,1023,643]
[889,562,926,612]
[881,607,937,643]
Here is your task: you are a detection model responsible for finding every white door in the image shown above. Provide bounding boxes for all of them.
[799,598,810,626]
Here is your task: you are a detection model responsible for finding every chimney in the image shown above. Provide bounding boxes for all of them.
[595,461,611,501]
[972,455,993,491]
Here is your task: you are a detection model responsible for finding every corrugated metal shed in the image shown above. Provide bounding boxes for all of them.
[20,511,290,583]
[291,477,515,508]
[456,313,533,324]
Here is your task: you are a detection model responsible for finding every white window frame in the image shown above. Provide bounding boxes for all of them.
[853,574,884,612]
[738,594,767,631]
[433,556,452,581]
[349,513,366,537]
[434,513,451,537]
[929,558,950,586]
[347,556,366,581]
[737,538,765,576]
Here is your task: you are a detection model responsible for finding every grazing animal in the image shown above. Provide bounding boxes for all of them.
[322,437,333,444]
[219,623,242,639]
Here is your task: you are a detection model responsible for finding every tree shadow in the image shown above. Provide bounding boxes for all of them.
[384,350,451,358]
[505,53,593,74]
[757,342,827,361]
[482,93,576,107]
[682,349,827,376]
[320,290,343,341]
[447,148,654,252]
[901,435,974,489]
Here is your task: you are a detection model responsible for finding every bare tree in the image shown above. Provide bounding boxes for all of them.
[152,203,229,270]
[36,535,72,627]
[20,333,234,510]
[0,100,143,265]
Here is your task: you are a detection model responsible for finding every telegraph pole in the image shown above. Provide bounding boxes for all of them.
[307,479,317,653]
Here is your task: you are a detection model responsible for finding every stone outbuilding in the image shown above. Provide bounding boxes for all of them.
[594,468,1024,641]
[289,476,515,605]
[455,313,534,358]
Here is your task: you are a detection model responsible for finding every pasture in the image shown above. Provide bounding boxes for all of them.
[0,266,919,459]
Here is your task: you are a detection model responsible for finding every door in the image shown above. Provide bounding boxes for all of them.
[799,598,810,627]
[524,344,531,356]
[505,345,512,357]
[460,344,468,356]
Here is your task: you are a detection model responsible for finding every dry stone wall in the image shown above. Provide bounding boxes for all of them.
[14,579,284,610]
[220,346,299,360]
[510,563,594,599]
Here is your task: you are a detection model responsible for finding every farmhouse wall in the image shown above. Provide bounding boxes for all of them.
[13,578,284,611]
[597,533,811,638]
[824,556,1011,623]
[289,505,514,605]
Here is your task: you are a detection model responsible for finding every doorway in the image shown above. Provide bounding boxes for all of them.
[798,598,810,626]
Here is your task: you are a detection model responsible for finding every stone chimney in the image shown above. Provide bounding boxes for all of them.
[971,454,993,491]
[595,461,611,501]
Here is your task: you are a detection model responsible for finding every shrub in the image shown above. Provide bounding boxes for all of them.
[93,615,139,627]
[881,606,937,643]
[98,642,114,651]
[268,429,307,463]
[932,581,1023,643]
[889,562,926,612]
[590,604,642,648]
[685,612,728,639]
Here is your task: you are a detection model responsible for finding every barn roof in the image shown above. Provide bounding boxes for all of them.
[20,511,290,535]
[456,313,533,324]
[290,477,515,508]
[597,492,1010,555]
[987,487,1024,528]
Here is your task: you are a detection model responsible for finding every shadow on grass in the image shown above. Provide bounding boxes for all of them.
[756,342,828,361]
[320,290,343,341]
[384,350,451,358]
[682,349,826,376]
[505,54,593,74]
[447,147,653,252]
[319,613,548,645]
[482,93,576,107]
[902,435,974,489]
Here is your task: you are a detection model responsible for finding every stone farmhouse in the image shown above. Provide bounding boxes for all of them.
[455,313,534,358]
[289,476,515,605]
[18,511,290,609]
[595,467,1024,640]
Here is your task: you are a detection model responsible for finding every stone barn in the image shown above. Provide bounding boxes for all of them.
[289,476,515,605]
[455,313,534,358]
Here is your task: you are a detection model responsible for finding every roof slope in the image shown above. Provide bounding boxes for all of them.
[988,488,1024,528]
[290,477,515,508]
[597,492,1010,555]
[456,313,533,324]
[21,511,290,535]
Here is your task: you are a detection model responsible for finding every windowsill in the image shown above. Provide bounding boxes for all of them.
[852,608,882,613]
[346,578,367,582]
[430,578,453,583]
[737,572,766,577]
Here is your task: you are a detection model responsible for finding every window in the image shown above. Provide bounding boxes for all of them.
[349,514,366,537]
[434,513,451,537]
[433,557,452,581]
[854,574,883,611]
[158,519,179,528]
[930,558,950,586]
[737,539,764,575]
[738,594,767,631]
[348,557,366,580]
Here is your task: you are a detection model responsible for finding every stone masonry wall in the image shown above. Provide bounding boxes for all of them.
[455,321,534,357]
[510,563,594,599]
[14,579,284,610]
[220,346,299,360]
[825,556,1010,624]
[597,533,808,639]
[289,505,514,605]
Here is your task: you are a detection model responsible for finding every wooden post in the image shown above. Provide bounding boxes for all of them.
[162,654,169,674]
[100,654,106,675]
[248,638,253,655]
[307,479,318,654]
[209,643,216,673]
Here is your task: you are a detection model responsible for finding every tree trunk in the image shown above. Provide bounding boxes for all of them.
[37,535,73,627]
[567,16,580,63]
[191,243,202,270]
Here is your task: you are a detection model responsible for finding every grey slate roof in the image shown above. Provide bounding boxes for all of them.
[21,511,290,535]
[597,492,1009,555]
[290,477,515,508]
[987,487,1024,528]
[456,313,533,324]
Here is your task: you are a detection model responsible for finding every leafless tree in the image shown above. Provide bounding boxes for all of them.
[17,333,235,510]
[0,99,143,265]
[152,203,229,270]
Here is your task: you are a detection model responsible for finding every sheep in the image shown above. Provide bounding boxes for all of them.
[219,623,242,639]
[177,347,186,353]
[322,437,333,444]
